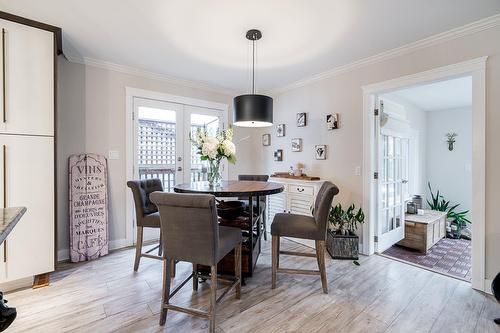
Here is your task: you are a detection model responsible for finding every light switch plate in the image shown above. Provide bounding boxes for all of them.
[108,150,120,160]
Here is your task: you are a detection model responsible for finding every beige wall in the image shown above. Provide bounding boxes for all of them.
[57,60,259,259]
[256,26,500,279]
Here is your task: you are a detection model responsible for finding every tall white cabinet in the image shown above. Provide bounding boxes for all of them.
[267,178,324,248]
[0,14,58,286]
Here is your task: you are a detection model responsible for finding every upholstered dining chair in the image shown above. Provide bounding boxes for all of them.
[238,174,269,240]
[127,179,168,272]
[150,192,242,333]
[270,181,339,294]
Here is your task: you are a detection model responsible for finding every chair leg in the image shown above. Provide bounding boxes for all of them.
[158,231,163,257]
[315,240,328,294]
[272,235,279,289]
[171,259,176,279]
[159,258,172,325]
[263,211,267,241]
[209,265,217,333]
[192,263,198,291]
[276,236,280,268]
[234,243,242,299]
[133,226,144,271]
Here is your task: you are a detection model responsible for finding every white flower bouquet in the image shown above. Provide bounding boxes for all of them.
[190,127,237,186]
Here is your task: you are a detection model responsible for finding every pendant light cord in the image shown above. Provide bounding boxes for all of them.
[252,38,255,94]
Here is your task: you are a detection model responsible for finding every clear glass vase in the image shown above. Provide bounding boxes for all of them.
[207,158,222,187]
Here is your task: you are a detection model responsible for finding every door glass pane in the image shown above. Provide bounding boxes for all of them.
[381,209,388,233]
[190,113,220,182]
[137,107,176,191]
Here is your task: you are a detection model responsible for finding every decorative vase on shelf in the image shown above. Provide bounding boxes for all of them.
[207,158,222,187]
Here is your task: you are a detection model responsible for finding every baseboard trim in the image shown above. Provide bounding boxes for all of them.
[57,238,131,263]
[484,279,493,295]
[0,277,33,293]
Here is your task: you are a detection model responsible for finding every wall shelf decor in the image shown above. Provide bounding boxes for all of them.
[291,138,302,152]
[262,133,271,146]
[296,113,307,127]
[326,113,339,130]
[276,124,285,137]
[315,145,327,160]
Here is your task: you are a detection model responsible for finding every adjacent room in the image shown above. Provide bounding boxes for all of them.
[1,1,500,332]
[379,76,473,282]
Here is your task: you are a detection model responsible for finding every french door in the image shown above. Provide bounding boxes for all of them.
[132,97,227,191]
[376,100,410,252]
[131,97,227,242]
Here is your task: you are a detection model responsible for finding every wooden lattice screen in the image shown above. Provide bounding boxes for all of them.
[138,119,176,191]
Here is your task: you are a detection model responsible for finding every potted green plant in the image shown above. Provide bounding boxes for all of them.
[427,182,471,239]
[326,203,365,260]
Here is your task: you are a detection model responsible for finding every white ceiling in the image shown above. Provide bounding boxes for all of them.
[1,0,499,92]
[383,76,472,111]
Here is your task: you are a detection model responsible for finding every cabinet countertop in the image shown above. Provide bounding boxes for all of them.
[0,207,27,244]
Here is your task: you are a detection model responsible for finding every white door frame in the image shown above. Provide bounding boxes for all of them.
[125,87,229,247]
[361,57,487,291]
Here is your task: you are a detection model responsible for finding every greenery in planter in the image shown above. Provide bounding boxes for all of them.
[328,203,365,235]
[427,182,471,236]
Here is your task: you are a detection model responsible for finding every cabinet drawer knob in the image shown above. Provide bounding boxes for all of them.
[297,188,304,192]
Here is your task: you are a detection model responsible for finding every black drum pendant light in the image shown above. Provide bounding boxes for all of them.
[233,29,273,127]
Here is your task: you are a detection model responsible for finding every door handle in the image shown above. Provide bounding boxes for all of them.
[177,167,182,171]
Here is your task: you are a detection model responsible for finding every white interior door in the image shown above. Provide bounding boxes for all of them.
[376,101,410,252]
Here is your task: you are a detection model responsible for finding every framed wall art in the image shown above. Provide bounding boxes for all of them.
[262,133,271,146]
[291,138,302,152]
[276,124,285,137]
[315,145,326,160]
[326,113,339,130]
[297,112,307,127]
[274,149,283,161]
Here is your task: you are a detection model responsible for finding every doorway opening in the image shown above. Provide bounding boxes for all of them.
[361,57,486,291]
[377,76,472,282]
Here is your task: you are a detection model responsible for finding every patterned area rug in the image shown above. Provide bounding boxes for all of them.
[383,238,471,281]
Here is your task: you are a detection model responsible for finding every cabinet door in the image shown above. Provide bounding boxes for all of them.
[267,193,286,228]
[0,19,54,136]
[0,134,54,282]
[288,194,313,216]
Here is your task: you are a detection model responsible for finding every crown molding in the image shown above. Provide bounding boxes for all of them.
[65,54,238,96]
[270,13,500,96]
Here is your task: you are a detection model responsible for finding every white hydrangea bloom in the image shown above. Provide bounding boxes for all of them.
[222,139,236,157]
[202,137,219,159]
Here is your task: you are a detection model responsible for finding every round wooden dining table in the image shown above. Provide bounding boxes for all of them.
[173,180,284,278]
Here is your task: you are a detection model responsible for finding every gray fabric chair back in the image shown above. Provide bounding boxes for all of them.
[313,181,340,238]
[127,179,163,224]
[238,174,269,200]
[238,174,269,182]
[150,192,219,266]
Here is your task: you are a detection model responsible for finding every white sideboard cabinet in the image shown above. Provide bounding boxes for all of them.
[267,177,324,248]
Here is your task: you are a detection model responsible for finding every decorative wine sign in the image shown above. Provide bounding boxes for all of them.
[69,153,109,262]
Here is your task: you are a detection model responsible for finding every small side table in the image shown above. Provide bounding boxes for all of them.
[397,210,447,254]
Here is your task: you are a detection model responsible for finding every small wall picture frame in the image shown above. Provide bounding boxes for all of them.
[262,133,271,146]
[276,124,285,137]
[326,113,339,130]
[274,149,283,161]
[296,112,307,127]
[315,145,327,160]
[292,138,302,152]
[291,138,302,152]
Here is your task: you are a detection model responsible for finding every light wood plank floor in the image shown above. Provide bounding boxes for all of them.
[5,237,500,332]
